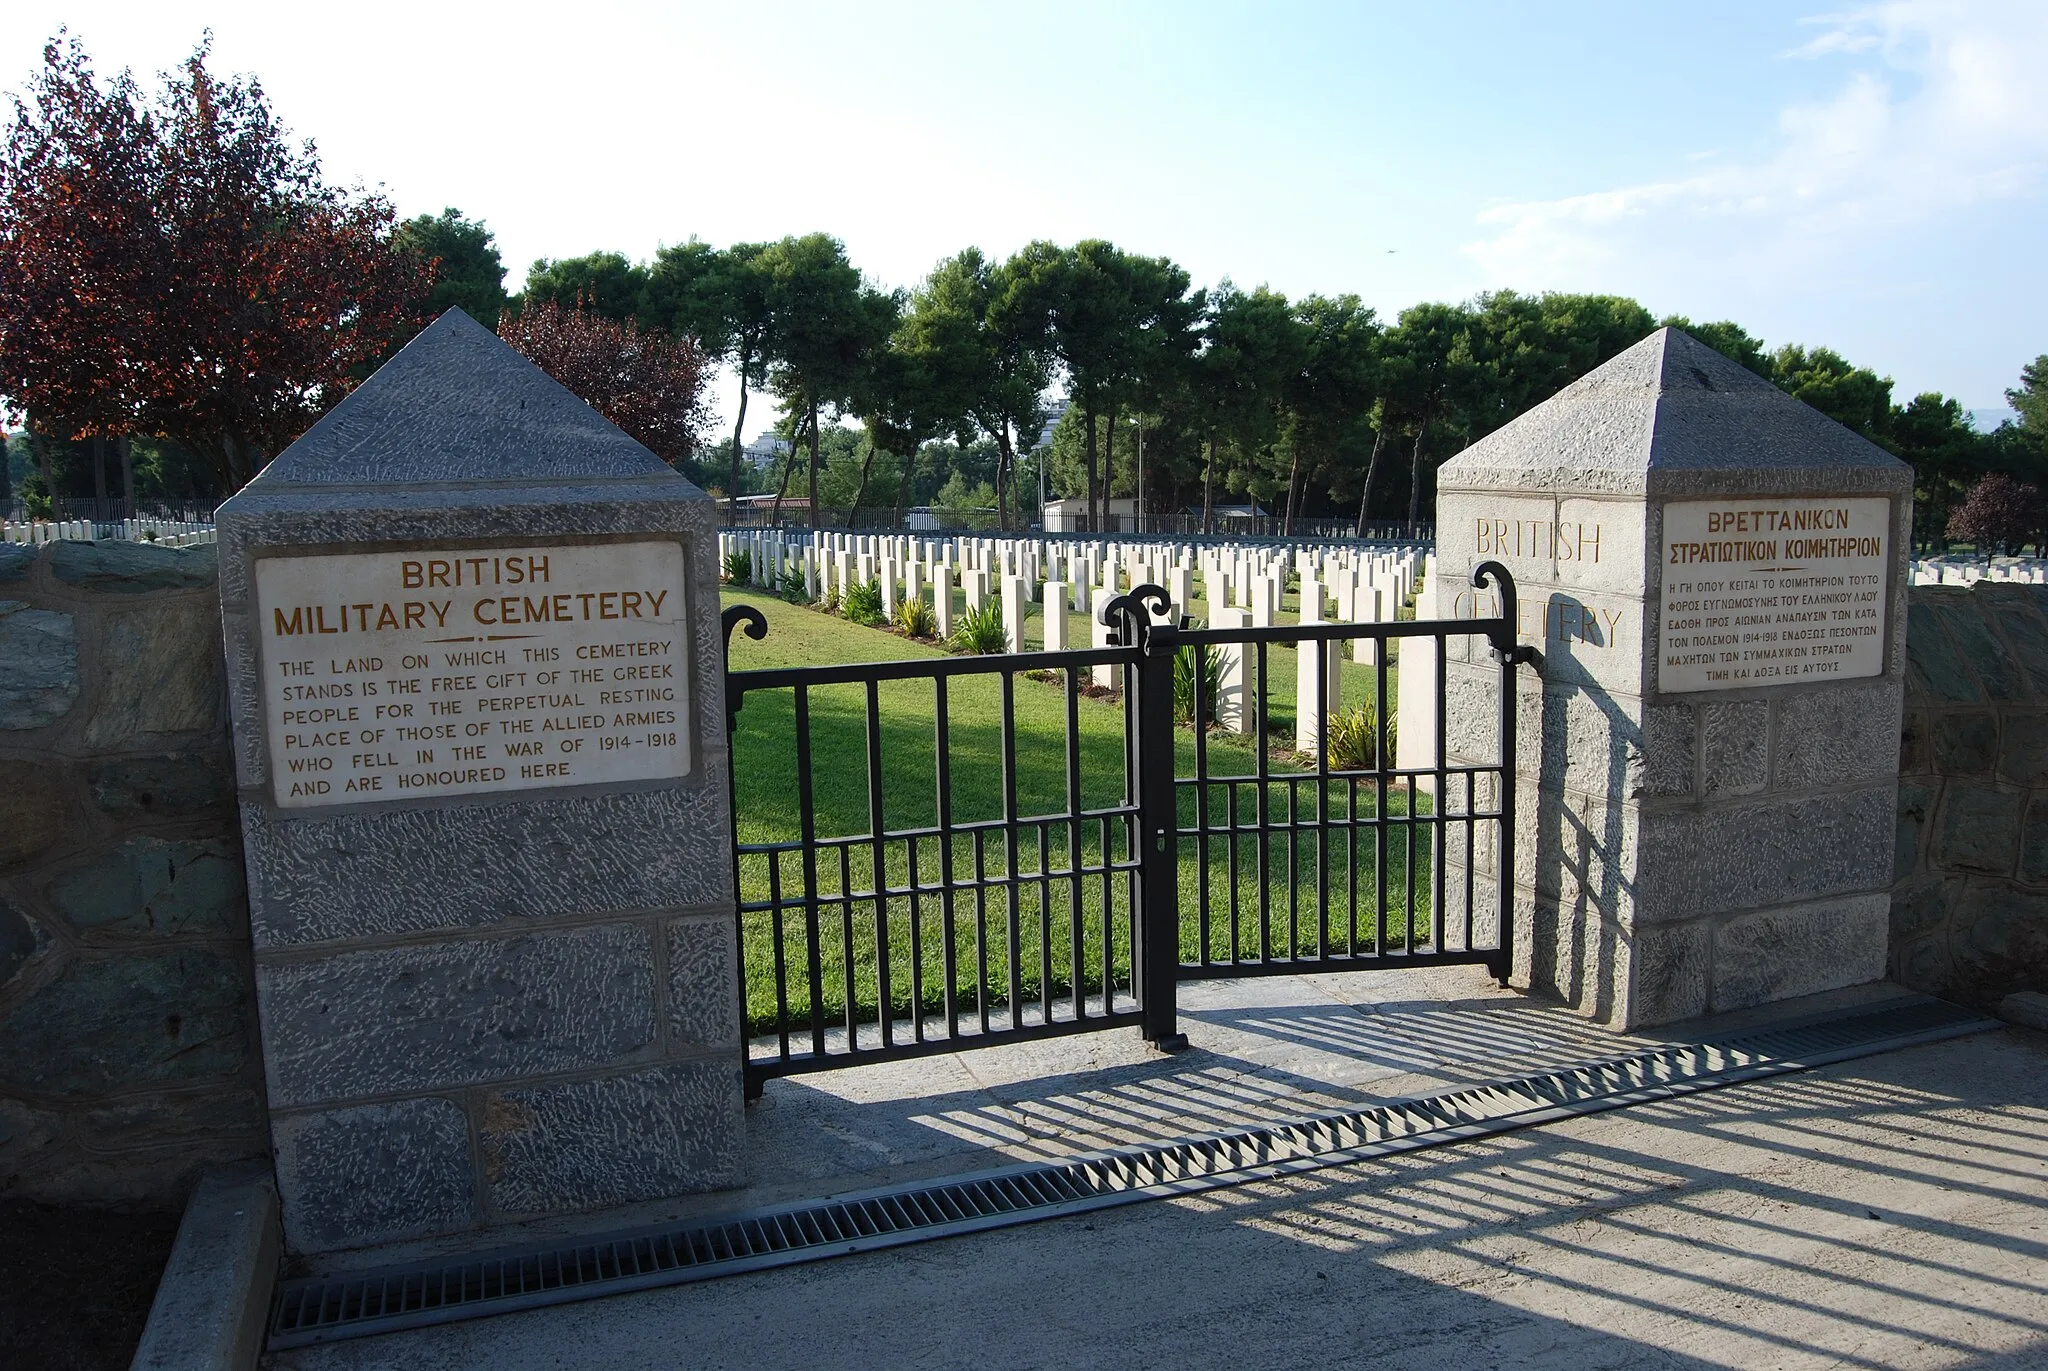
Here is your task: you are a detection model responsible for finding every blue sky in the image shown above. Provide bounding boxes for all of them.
[4,1,2044,431]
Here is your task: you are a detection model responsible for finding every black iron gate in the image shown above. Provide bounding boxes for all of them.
[721,561,1537,1093]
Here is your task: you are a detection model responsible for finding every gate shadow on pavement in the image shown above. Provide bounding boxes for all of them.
[275,1025,2048,1371]
[725,972,1954,1217]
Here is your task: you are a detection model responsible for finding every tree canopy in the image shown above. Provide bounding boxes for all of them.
[4,35,2029,537]
[0,34,429,492]
[497,299,709,471]
[396,208,509,329]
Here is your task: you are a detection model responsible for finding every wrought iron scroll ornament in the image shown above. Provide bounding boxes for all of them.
[1471,561,1543,671]
[1100,583,1178,655]
[720,604,768,731]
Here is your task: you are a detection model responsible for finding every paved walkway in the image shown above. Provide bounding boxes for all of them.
[272,971,2048,1369]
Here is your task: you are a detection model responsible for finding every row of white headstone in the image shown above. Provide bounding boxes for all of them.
[1,518,216,547]
[1910,556,2048,587]
[721,529,1443,769]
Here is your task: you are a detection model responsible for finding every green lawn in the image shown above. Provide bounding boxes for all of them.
[722,586,1442,1039]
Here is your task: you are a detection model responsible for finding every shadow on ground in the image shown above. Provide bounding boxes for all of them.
[276,1016,2048,1370]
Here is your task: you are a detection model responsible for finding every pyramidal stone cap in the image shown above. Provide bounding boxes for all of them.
[1437,327,1911,498]
[247,308,678,488]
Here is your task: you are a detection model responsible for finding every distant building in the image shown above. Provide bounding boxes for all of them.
[1030,400,1070,452]
[742,433,793,470]
[1042,497,1140,532]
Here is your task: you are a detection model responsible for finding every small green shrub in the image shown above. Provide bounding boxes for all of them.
[721,550,752,585]
[18,473,53,522]
[893,595,938,639]
[1325,702,1394,770]
[843,578,885,626]
[1174,641,1224,725]
[952,599,1006,654]
[778,569,811,604]
[820,587,840,614]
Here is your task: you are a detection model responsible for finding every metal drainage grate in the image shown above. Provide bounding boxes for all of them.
[268,996,1995,1349]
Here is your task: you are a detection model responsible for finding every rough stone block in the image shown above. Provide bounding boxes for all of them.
[1899,708,1928,774]
[256,922,658,1106]
[88,753,234,818]
[48,539,217,593]
[1947,883,2048,989]
[1999,991,2048,1032]
[1624,920,1710,1025]
[1906,600,1979,704]
[77,1088,266,1145]
[1635,785,1894,922]
[1997,712,2048,787]
[480,1061,743,1216]
[272,1098,475,1251]
[0,950,250,1097]
[1640,703,1694,797]
[1443,662,1503,764]
[0,1098,63,1179]
[1895,779,1935,881]
[45,835,245,937]
[0,759,68,866]
[666,917,740,1049]
[1892,931,1951,994]
[1932,712,1999,776]
[1929,597,2022,701]
[2020,797,2048,884]
[241,778,734,947]
[1712,893,1890,1012]
[1933,783,2024,874]
[0,898,43,991]
[1889,871,1960,941]
[1521,785,1637,921]
[1701,700,1768,797]
[1529,680,1646,804]
[83,597,221,747]
[1774,684,1903,790]
[0,601,79,730]
[1989,600,2048,701]
[0,544,33,583]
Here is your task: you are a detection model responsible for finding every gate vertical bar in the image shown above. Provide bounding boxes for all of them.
[1477,561,1527,987]
[1125,589,1185,1049]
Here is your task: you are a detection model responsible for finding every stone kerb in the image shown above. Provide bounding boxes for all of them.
[216,310,742,1254]
[1435,328,1911,1030]
[0,538,269,1207]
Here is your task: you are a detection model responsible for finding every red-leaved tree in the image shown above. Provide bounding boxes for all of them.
[1947,472,2044,554]
[498,299,709,467]
[0,33,432,493]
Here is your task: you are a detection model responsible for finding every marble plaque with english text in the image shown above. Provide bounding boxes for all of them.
[254,540,691,807]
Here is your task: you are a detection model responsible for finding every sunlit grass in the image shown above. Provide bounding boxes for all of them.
[721,587,1440,1036]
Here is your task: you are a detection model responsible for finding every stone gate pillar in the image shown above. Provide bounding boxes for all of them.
[1436,329,1912,1028]
[216,311,741,1253]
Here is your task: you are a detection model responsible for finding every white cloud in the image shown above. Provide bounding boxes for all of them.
[1464,2,2048,298]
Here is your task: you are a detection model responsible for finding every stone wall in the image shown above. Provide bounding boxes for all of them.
[0,540,267,1207]
[1892,582,2048,1006]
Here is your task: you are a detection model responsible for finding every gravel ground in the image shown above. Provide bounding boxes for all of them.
[0,1199,180,1371]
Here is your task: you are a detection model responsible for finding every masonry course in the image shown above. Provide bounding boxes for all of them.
[0,538,266,1208]
[1891,583,2048,1010]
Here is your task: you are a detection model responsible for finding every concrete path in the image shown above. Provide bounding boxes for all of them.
[271,973,2048,1369]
